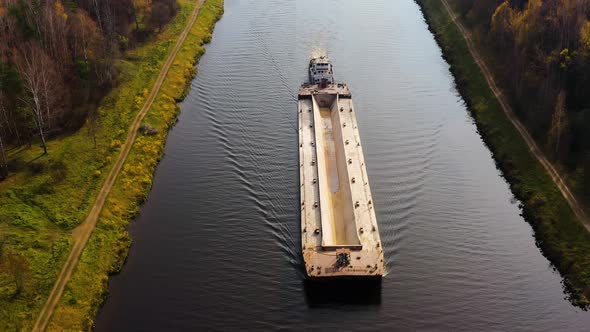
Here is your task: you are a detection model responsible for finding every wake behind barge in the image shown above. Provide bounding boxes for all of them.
[299,56,384,279]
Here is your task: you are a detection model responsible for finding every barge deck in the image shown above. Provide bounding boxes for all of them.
[299,82,384,278]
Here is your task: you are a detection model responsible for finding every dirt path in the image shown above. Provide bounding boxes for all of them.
[439,0,589,232]
[31,1,205,330]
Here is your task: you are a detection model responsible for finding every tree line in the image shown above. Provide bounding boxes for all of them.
[0,0,179,177]
[452,0,590,203]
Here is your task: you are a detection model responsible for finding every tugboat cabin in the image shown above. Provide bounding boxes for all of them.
[309,56,334,85]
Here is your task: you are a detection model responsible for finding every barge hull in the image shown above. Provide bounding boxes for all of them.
[299,84,384,278]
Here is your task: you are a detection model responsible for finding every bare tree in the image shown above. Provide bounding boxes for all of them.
[87,107,101,148]
[0,88,20,146]
[0,128,7,178]
[0,90,9,177]
[549,90,568,154]
[14,43,63,155]
[150,0,178,32]
[42,0,71,75]
[40,59,66,131]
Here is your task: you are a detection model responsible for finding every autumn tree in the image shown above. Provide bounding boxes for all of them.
[549,0,590,50]
[42,1,71,74]
[3,0,44,40]
[132,0,151,32]
[448,0,590,203]
[73,0,135,83]
[491,1,515,50]
[510,0,542,48]
[150,2,170,31]
[581,20,590,51]
[149,0,178,31]
[69,9,106,89]
[0,70,14,177]
[0,0,180,166]
[466,0,497,23]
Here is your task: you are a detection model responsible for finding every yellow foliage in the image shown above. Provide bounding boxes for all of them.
[30,1,226,330]
[135,95,144,106]
[491,2,514,36]
[110,139,122,149]
[510,0,542,47]
[55,0,68,20]
[94,170,101,177]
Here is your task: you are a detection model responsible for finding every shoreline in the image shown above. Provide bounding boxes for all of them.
[415,0,590,308]
[0,0,225,330]
[49,1,225,329]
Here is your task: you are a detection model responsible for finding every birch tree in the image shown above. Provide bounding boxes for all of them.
[14,43,61,155]
[42,0,70,74]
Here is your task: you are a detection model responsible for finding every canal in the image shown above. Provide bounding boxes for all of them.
[95,0,590,330]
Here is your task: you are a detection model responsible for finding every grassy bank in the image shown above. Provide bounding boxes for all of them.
[0,0,224,330]
[416,0,590,308]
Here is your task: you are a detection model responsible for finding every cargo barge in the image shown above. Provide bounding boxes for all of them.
[299,56,384,279]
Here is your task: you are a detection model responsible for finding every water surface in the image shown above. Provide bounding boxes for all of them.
[96,1,590,330]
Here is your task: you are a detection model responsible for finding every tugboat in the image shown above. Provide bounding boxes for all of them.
[308,56,335,85]
[298,56,384,279]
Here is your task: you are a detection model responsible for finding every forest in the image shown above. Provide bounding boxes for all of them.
[451,0,590,204]
[0,0,179,176]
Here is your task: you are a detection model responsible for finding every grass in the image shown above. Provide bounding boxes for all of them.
[416,0,590,308]
[0,0,224,330]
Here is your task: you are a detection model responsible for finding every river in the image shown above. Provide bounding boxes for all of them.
[95,0,590,330]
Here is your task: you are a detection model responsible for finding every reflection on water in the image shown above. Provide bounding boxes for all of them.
[95,0,590,331]
[303,279,382,307]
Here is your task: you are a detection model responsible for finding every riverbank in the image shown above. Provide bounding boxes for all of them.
[416,0,590,308]
[0,0,223,330]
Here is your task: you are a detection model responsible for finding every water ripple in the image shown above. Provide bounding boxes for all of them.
[95,0,590,331]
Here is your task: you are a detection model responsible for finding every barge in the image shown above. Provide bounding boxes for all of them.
[299,56,384,279]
